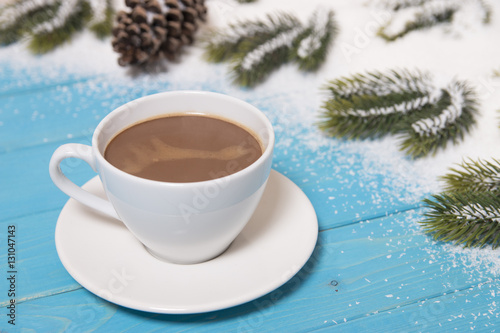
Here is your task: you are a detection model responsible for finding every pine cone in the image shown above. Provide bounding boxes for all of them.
[112,0,207,66]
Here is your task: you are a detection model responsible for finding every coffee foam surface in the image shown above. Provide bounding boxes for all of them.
[120,137,253,175]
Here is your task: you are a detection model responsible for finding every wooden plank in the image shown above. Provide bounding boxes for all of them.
[273,147,422,230]
[0,62,100,95]
[9,281,498,332]
[2,209,498,331]
[314,284,499,332]
[0,139,97,222]
[0,78,148,153]
[0,210,81,302]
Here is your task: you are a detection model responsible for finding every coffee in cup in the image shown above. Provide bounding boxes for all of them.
[104,114,263,183]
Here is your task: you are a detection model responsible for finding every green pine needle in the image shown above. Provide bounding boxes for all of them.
[203,9,337,87]
[88,0,114,38]
[319,90,430,139]
[421,191,500,248]
[400,81,479,158]
[230,26,303,86]
[323,69,434,100]
[28,1,92,54]
[0,0,113,53]
[419,158,500,250]
[290,9,338,72]
[479,0,493,24]
[0,0,60,45]
[318,69,438,141]
[203,12,300,63]
[378,5,455,41]
[318,71,479,158]
[441,158,500,193]
[382,0,427,11]
[377,0,492,42]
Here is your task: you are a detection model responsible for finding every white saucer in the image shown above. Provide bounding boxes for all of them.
[55,170,318,314]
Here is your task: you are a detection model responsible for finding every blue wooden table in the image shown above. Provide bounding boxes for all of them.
[1,1,500,331]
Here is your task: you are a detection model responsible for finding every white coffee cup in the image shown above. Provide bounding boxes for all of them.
[49,91,274,264]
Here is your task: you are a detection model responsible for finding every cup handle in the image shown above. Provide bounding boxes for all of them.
[49,143,119,220]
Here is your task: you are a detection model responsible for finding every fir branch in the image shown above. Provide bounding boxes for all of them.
[87,0,114,38]
[0,0,57,30]
[231,26,303,86]
[31,0,81,35]
[203,8,338,87]
[441,158,500,193]
[478,0,493,24]
[0,0,59,45]
[319,70,479,158]
[377,0,492,41]
[378,0,457,41]
[323,69,435,100]
[421,191,500,248]
[203,12,300,63]
[318,90,439,139]
[380,0,427,11]
[0,0,113,53]
[401,80,479,157]
[318,69,441,140]
[28,0,92,54]
[291,9,337,71]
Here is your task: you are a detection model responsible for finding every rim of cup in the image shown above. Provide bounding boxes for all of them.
[92,90,275,187]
